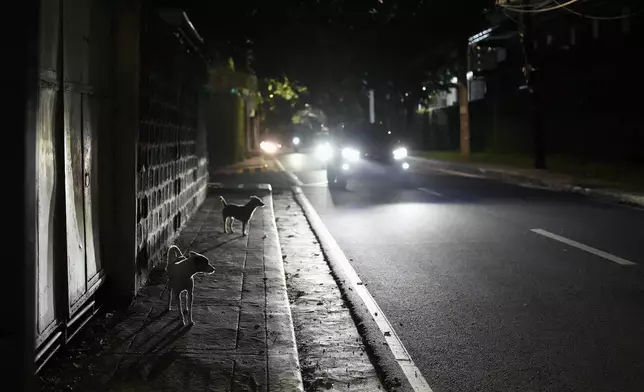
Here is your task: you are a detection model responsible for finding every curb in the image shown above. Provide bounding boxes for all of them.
[410,157,644,208]
[291,186,420,392]
[212,165,270,175]
[207,182,272,195]
[262,192,305,392]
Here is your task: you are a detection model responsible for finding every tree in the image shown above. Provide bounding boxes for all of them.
[259,76,308,130]
[188,0,494,129]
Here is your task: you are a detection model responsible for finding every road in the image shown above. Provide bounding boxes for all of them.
[276,151,644,392]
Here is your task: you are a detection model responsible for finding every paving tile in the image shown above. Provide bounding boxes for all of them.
[38,191,302,392]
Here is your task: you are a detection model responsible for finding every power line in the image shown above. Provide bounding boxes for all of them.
[499,0,579,13]
[553,0,644,20]
[496,0,557,9]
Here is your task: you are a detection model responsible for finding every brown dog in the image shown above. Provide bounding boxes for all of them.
[219,195,265,235]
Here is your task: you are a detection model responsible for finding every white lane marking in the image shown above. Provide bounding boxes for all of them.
[530,229,637,266]
[274,158,304,186]
[418,187,443,197]
[294,187,434,392]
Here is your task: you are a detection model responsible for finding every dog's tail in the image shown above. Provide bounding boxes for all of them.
[166,245,184,271]
[219,196,227,206]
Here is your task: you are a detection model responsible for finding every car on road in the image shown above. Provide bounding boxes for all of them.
[291,131,330,153]
[321,123,410,189]
[259,135,284,155]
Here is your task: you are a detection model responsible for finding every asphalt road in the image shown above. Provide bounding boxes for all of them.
[277,151,644,392]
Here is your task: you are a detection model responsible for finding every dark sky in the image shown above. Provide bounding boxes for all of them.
[183,0,493,79]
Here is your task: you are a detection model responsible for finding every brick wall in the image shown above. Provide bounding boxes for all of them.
[135,10,208,283]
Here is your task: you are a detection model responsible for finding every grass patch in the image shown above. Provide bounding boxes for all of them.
[418,151,644,192]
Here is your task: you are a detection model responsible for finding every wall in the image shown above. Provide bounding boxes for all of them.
[206,92,248,169]
[28,0,212,372]
[135,9,208,289]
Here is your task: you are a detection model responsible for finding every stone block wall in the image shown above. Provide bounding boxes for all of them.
[135,10,208,282]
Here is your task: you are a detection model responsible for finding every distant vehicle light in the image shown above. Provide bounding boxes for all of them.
[341,163,350,171]
[402,162,410,170]
[341,148,360,162]
[293,137,300,145]
[260,141,279,154]
[315,142,334,161]
[393,147,408,160]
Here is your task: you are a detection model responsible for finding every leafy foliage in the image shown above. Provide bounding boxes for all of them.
[264,77,307,105]
[259,76,309,126]
[188,0,494,125]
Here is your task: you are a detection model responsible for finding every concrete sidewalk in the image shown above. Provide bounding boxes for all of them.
[37,189,303,392]
[409,155,644,208]
[209,157,294,191]
[209,156,275,175]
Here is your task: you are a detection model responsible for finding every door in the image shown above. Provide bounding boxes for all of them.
[63,0,103,316]
[35,0,109,366]
[35,0,61,347]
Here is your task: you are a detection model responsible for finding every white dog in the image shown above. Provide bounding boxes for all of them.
[165,245,215,325]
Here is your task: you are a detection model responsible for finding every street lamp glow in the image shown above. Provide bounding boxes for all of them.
[422,86,427,91]
[402,162,410,170]
[293,136,300,145]
[450,76,458,84]
[467,71,474,80]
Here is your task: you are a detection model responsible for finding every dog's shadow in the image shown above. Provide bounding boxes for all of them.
[121,309,169,342]
[195,234,245,254]
[140,319,191,356]
[108,322,195,387]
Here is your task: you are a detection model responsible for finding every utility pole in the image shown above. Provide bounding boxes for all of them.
[369,89,375,124]
[520,0,547,169]
[458,43,471,158]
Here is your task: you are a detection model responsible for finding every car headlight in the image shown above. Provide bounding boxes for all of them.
[341,148,360,162]
[260,141,279,154]
[293,137,300,145]
[393,147,408,160]
[315,142,334,161]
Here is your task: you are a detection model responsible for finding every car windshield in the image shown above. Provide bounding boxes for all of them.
[343,123,396,148]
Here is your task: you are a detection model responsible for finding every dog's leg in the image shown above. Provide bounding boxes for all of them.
[223,216,228,234]
[185,279,195,325]
[187,289,195,325]
[167,288,173,311]
[173,290,183,320]
[242,221,248,236]
[230,217,236,233]
[178,291,188,324]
